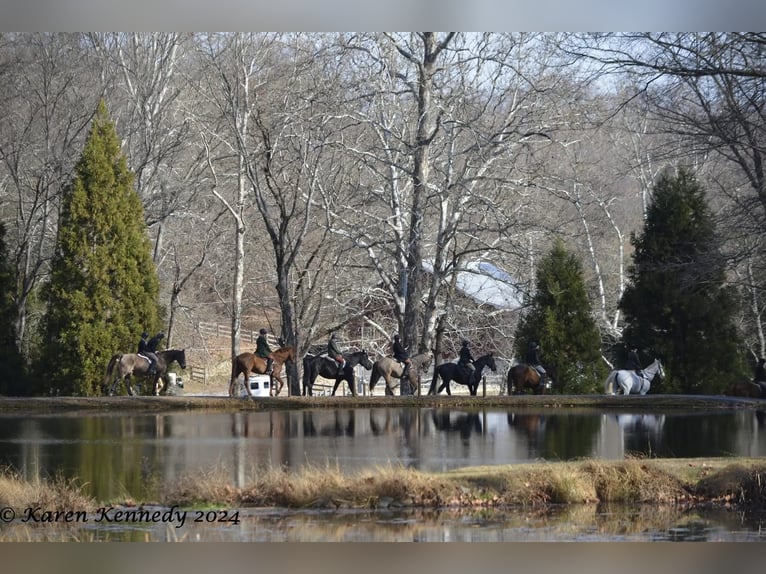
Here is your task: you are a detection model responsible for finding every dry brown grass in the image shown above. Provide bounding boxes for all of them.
[157,458,766,511]
[4,458,766,513]
[0,467,94,512]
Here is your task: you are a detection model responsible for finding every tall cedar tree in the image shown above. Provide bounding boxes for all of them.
[514,239,607,393]
[0,222,26,394]
[42,100,162,396]
[620,168,746,394]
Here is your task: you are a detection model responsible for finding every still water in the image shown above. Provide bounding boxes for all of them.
[1,407,765,541]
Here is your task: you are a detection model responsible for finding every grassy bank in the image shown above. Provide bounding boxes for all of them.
[3,458,765,513]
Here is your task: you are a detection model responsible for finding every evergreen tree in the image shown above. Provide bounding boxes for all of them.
[514,239,608,393]
[42,100,162,396]
[619,168,746,394]
[0,222,26,395]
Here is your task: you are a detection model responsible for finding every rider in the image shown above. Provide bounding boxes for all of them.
[327,332,346,376]
[626,347,643,378]
[525,341,548,388]
[392,334,411,380]
[138,331,159,375]
[256,328,274,373]
[458,339,476,381]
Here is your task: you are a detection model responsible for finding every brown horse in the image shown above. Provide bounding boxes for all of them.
[724,380,764,398]
[104,349,187,396]
[507,363,547,395]
[229,346,296,397]
[369,353,432,396]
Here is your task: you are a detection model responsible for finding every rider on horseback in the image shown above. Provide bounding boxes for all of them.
[138,331,162,376]
[256,328,274,373]
[525,341,547,388]
[626,347,644,379]
[458,340,476,381]
[392,334,411,380]
[328,332,346,376]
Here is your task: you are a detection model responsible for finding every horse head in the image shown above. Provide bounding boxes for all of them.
[177,349,187,370]
[355,349,374,370]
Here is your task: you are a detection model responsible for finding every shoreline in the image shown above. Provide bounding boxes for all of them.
[1,393,764,414]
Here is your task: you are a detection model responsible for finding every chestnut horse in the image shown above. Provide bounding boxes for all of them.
[229,346,296,397]
[508,363,547,395]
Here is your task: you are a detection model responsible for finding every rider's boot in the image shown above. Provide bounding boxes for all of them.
[267,358,273,374]
[338,360,346,376]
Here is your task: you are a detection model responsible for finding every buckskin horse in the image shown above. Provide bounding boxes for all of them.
[301,349,374,396]
[104,349,187,396]
[229,346,296,398]
[369,352,433,396]
[428,353,497,396]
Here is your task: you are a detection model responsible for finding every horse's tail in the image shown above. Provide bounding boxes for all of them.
[604,371,616,394]
[428,364,440,395]
[369,362,380,392]
[103,354,121,390]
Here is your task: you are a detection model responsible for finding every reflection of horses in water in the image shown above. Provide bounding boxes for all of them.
[428,353,497,396]
[369,353,432,396]
[507,363,554,395]
[430,409,483,439]
[104,349,187,396]
[604,359,665,395]
[507,412,547,443]
[229,346,296,397]
[301,349,374,396]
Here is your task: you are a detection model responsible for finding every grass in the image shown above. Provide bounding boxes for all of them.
[5,458,760,514]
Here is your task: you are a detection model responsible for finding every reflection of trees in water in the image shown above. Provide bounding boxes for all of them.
[662,413,739,458]
[508,413,601,459]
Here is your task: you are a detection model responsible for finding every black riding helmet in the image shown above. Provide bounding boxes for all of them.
[461,340,469,347]
[260,328,267,335]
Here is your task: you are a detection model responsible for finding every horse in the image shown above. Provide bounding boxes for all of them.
[104,349,187,396]
[508,363,549,395]
[301,349,374,396]
[369,352,433,396]
[229,346,296,398]
[604,358,665,395]
[427,353,497,396]
[724,380,764,398]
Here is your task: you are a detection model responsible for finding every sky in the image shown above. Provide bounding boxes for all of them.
[1,0,765,31]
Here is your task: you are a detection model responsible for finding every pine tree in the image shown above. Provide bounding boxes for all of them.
[514,239,608,393]
[619,168,746,394]
[42,100,162,396]
[0,222,26,395]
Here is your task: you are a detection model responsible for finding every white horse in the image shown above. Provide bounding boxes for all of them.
[604,358,665,395]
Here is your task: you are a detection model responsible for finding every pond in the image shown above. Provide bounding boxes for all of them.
[1,406,765,541]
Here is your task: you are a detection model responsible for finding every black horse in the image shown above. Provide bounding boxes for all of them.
[302,349,374,396]
[427,353,497,396]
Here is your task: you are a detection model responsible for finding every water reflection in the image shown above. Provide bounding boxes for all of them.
[3,505,764,542]
[1,408,766,501]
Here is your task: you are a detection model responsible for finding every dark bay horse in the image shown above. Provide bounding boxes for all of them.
[302,349,374,396]
[428,353,497,396]
[104,349,187,396]
[369,352,432,396]
[229,346,296,398]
